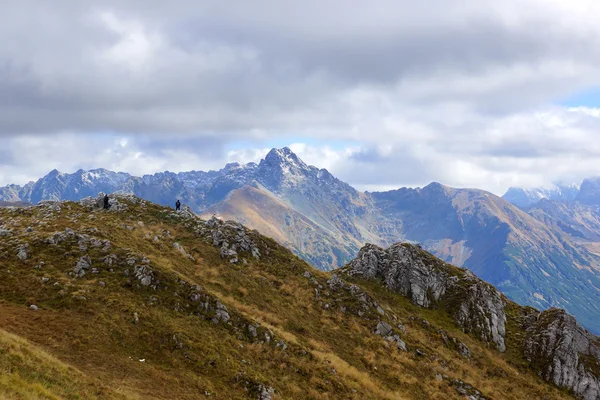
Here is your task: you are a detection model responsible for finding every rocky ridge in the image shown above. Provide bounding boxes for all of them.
[344,241,600,399]
[345,243,507,352]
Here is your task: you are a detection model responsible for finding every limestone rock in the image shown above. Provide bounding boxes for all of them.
[74,255,92,277]
[374,321,393,337]
[346,243,506,351]
[256,384,274,400]
[134,265,156,287]
[523,308,600,400]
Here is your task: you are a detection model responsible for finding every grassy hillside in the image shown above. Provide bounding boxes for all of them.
[0,196,574,399]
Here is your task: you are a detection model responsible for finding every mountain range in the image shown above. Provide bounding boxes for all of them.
[3,148,600,335]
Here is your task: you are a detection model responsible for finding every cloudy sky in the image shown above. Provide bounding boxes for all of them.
[1,0,600,194]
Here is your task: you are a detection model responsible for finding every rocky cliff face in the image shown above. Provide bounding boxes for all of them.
[345,243,507,352]
[524,308,600,400]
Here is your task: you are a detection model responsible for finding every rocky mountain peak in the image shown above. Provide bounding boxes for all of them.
[257,147,314,191]
[263,147,307,167]
[45,169,63,179]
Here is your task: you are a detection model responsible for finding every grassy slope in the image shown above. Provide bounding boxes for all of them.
[0,198,573,399]
[201,185,359,269]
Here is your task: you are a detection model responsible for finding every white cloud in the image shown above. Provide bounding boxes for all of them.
[3,1,600,194]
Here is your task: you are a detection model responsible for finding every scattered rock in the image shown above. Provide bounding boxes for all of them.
[74,255,92,277]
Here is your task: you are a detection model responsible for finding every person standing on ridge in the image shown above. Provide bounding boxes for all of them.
[176,199,181,211]
[103,194,110,209]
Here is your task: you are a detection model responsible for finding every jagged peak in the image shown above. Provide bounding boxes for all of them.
[262,147,308,170]
[45,169,63,178]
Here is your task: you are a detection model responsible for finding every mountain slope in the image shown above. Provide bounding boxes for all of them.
[4,148,600,335]
[201,184,362,269]
[372,183,600,333]
[0,196,588,399]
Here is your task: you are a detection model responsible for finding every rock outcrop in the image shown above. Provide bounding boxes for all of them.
[524,308,600,400]
[346,243,506,351]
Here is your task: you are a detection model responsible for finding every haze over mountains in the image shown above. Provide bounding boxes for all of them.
[3,148,600,335]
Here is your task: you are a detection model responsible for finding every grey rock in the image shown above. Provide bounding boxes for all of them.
[134,265,155,287]
[213,301,230,323]
[385,334,407,351]
[327,274,344,290]
[374,321,393,337]
[257,384,274,400]
[74,255,92,277]
[17,244,29,260]
[523,308,600,400]
[347,243,506,351]
[174,242,195,261]
[29,304,38,311]
[103,254,118,266]
[248,324,258,338]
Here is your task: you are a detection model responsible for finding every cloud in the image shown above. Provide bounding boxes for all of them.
[2,1,600,193]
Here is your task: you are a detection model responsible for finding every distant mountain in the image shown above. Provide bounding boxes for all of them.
[502,184,580,208]
[576,177,600,206]
[4,148,600,334]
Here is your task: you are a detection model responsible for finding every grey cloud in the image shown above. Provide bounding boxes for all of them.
[1,0,600,137]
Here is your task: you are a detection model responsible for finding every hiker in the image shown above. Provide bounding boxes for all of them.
[103,194,110,209]
[175,199,181,211]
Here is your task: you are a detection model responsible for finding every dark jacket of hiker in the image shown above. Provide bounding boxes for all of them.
[175,200,181,211]
[103,194,110,209]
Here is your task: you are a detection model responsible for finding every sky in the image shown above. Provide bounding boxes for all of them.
[2,1,600,195]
